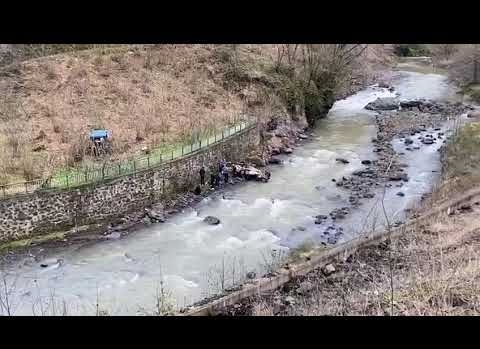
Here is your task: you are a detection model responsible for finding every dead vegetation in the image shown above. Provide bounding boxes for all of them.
[428,44,480,101]
[0,44,391,184]
[0,45,248,182]
[223,205,480,316]
[426,122,480,207]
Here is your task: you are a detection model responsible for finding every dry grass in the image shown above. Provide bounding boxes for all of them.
[426,122,480,207]
[0,45,258,180]
[0,44,391,183]
[235,207,480,316]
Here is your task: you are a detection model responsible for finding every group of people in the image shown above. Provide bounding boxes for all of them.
[195,158,229,195]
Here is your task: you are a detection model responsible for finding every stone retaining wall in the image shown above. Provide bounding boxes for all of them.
[0,126,259,243]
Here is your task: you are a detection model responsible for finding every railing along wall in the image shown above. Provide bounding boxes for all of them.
[0,121,257,199]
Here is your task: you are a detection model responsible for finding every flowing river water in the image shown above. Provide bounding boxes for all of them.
[1,65,466,315]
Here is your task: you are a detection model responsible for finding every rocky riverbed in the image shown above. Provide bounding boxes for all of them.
[313,98,472,240]
[6,67,465,316]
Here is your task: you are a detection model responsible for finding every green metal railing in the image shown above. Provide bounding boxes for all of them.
[0,120,257,199]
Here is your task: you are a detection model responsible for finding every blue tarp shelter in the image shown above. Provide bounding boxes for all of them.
[89,129,111,141]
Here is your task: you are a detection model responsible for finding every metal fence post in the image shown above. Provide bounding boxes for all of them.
[160,153,162,164]
[171,150,174,160]
[66,174,69,188]
[25,182,28,193]
[182,145,184,156]
[118,164,121,176]
[133,160,136,174]
[147,155,150,168]
[2,185,5,198]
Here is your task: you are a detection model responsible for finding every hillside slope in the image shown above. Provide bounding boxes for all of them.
[0,44,393,185]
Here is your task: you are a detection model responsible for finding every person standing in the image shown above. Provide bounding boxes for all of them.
[223,169,229,184]
[210,172,216,188]
[199,166,206,186]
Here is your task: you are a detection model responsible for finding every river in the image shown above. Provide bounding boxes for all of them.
[0,65,465,316]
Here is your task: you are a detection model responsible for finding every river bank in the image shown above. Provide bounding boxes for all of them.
[6,66,454,316]
[0,66,390,265]
[216,67,480,316]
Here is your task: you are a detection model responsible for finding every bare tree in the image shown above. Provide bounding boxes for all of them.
[449,44,480,86]
[0,271,19,316]
[428,44,458,61]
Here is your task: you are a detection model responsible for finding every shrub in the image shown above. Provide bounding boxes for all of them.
[66,134,90,167]
[394,44,430,57]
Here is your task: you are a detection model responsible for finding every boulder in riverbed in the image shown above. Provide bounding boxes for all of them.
[336,158,350,164]
[400,100,423,109]
[268,157,282,165]
[327,236,338,245]
[315,214,328,224]
[247,155,266,167]
[204,216,221,225]
[467,111,480,118]
[104,231,122,240]
[389,173,409,182]
[422,138,434,145]
[40,258,62,268]
[144,208,166,223]
[365,97,400,111]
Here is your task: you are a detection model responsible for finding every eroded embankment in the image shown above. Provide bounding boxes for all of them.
[185,186,480,316]
[182,97,478,316]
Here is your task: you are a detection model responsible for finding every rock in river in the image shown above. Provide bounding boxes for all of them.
[336,158,350,164]
[104,231,122,240]
[40,258,63,268]
[400,100,423,109]
[422,138,434,145]
[204,216,221,225]
[365,97,400,111]
[467,111,480,119]
[315,214,328,224]
[389,173,409,182]
[144,208,166,223]
[268,157,282,165]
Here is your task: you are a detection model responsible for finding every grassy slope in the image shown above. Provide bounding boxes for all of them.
[0,44,392,187]
[0,45,275,184]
